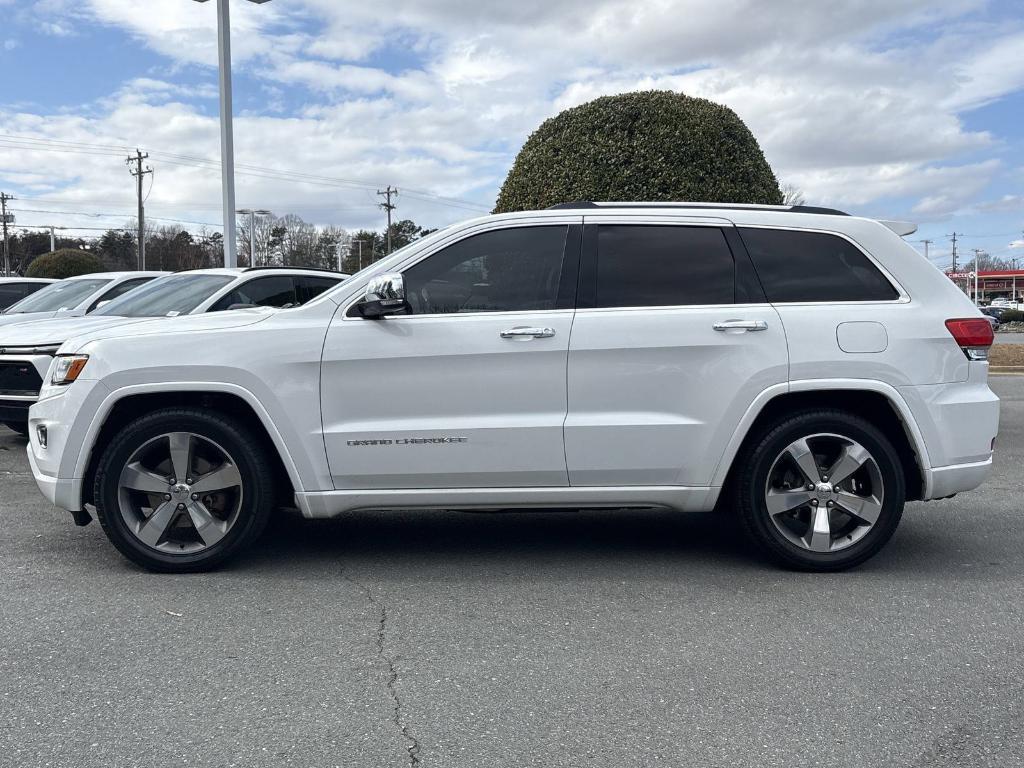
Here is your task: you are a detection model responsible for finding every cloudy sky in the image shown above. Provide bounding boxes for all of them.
[1,0,1022,267]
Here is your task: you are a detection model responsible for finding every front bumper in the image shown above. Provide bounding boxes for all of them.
[27,378,108,512]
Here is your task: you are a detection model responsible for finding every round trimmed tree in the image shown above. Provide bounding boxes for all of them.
[494,90,783,213]
[25,249,106,279]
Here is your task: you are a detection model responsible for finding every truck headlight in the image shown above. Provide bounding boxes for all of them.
[50,354,89,385]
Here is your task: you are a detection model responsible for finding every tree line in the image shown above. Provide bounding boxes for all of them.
[3,215,436,275]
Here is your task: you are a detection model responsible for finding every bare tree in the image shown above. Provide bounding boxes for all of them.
[781,182,806,206]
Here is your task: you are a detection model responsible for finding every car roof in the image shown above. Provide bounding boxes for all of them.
[0,277,54,284]
[177,267,347,278]
[66,271,168,280]
[472,202,917,238]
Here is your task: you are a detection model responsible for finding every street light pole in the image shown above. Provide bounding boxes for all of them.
[236,208,271,266]
[194,0,271,268]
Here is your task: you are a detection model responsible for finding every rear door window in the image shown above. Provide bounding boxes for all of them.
[594,225,735,307]
[738,228,899,303]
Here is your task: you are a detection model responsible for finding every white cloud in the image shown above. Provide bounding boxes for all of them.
[1,0,1022,233]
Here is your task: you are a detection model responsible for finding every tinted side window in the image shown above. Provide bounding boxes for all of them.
[0,284,40,310]
[595,225,734,307]
[89,277,154,312]
[738,228,899,303]
[211,276,297,311]
[403,226,567,314]
[295,275,341,305]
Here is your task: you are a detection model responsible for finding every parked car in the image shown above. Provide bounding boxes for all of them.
[0,267,346,435]
[990,298,1013,308]
[26,203,998,573]
[0,277,55,311]
[0,271,165,329]
[980,307,1003,327]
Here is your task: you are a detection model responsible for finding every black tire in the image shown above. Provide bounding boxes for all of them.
[3,420,28,437]
[735,409,906,571]
[93,408,276,573]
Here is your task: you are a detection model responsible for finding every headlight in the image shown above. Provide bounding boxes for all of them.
[50,355,89,385]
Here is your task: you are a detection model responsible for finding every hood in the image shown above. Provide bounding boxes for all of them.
[0,315,156,347]
[63,307,279,352]
[0,310,59,328]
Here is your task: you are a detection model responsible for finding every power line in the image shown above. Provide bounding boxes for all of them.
[0,133,490,212]
[11,207,222,228]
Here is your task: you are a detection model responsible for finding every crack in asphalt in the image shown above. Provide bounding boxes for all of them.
[344,572,421,767]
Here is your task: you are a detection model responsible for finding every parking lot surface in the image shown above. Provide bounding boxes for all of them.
[2,378,1023,768]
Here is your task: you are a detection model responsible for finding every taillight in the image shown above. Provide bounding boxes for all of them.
[945,318,994,361]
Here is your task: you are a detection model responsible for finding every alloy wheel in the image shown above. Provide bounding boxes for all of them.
[764,432,885,554]
[117,431,244,554]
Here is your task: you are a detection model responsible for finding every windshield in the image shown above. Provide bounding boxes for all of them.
[4,278,111,314]
[93,273,235,317]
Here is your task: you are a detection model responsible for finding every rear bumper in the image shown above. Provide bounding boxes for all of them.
[900,363,999,500]
[926,457,993,499]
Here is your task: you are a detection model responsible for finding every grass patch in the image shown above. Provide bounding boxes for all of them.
[990,343,1024,366]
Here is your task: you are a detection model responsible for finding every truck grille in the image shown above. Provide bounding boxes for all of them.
[0,361,43,398]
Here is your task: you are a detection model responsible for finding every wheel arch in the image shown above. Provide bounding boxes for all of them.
[714,381,929,502]
[80,386,301,508]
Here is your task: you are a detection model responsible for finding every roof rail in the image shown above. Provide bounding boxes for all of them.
[243,266,346,274]
[546,201,849,216]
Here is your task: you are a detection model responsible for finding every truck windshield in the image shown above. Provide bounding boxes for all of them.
[4,278,111,314]
[93,274,236,317]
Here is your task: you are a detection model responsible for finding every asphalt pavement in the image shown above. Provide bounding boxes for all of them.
[2,378,1023,768]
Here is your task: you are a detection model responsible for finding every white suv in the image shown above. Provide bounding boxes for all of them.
[26,203,999,573]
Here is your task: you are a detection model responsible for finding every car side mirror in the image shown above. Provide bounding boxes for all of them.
[356,273,409,318]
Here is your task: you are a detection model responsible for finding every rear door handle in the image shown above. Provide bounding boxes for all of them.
[500,326,556,339]
[713,319,769,332]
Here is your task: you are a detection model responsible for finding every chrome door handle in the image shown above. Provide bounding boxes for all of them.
[500,326,556,339]
[713,319,769,332]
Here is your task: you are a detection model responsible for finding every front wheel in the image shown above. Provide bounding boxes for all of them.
[93,408,276,572]
[735,409,906,571]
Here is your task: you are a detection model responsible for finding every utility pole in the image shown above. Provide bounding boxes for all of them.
[49,225,55,253]
[0,192,13,276]
[127,149,152,270]
[920,238,933,263]
[378,186,398,254]
[947,232,961,273]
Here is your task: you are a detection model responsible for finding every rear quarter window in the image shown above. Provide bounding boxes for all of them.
[738,228,899,303]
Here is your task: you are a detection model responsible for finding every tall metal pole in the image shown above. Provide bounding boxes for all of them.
[216,0,238,268]
[49,225,55,253]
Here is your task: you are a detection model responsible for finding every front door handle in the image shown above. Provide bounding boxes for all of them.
[713,319,769,332]
[500,326,556,339]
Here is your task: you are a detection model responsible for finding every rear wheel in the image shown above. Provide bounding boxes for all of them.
[93,408,275,572]
[736,409,906,571]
